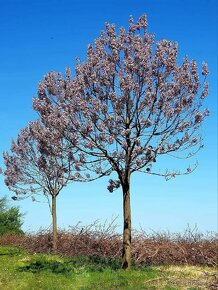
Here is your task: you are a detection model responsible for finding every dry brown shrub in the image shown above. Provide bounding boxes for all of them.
[0,222,217,267]
[132,225,217,267]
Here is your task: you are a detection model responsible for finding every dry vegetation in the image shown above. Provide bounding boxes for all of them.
[0,221,217,269]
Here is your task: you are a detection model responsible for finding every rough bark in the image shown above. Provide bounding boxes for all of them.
[51,194,57,253]
[122,172,132,270]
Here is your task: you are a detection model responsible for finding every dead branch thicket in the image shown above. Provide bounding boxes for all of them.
[0,221,217,267]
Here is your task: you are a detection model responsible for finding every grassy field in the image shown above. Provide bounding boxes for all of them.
[0,245,217,290]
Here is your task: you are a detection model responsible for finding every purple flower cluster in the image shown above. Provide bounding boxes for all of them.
[32,16,209,183]
[3,120,86,201]
[3,14,209,200]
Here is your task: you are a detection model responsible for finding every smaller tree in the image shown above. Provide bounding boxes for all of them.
[3,120,82,252]
[0,195,24,235]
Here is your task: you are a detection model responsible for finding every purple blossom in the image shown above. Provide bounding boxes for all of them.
[195,112,203,124]
[202,62,209,76]
[107,179,121,192]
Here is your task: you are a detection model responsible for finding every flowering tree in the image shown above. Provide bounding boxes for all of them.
[3,120,82,252]
[33,15,209,269]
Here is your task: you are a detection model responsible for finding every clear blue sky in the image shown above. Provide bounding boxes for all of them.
[0,0,217,234]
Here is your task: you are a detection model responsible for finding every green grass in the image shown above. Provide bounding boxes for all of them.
[0,245,216,290]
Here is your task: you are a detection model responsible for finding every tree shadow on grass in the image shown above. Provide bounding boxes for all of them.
[69,255,122,272]
[18,259,73,275]
[18,256,123,275]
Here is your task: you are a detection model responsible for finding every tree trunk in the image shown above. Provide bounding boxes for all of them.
[51,194,57,253]
[121,172,131,270]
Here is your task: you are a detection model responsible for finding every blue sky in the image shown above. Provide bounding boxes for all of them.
[0,0,217,234]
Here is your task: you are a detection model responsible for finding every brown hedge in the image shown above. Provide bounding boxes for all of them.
[0,223,217,267]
